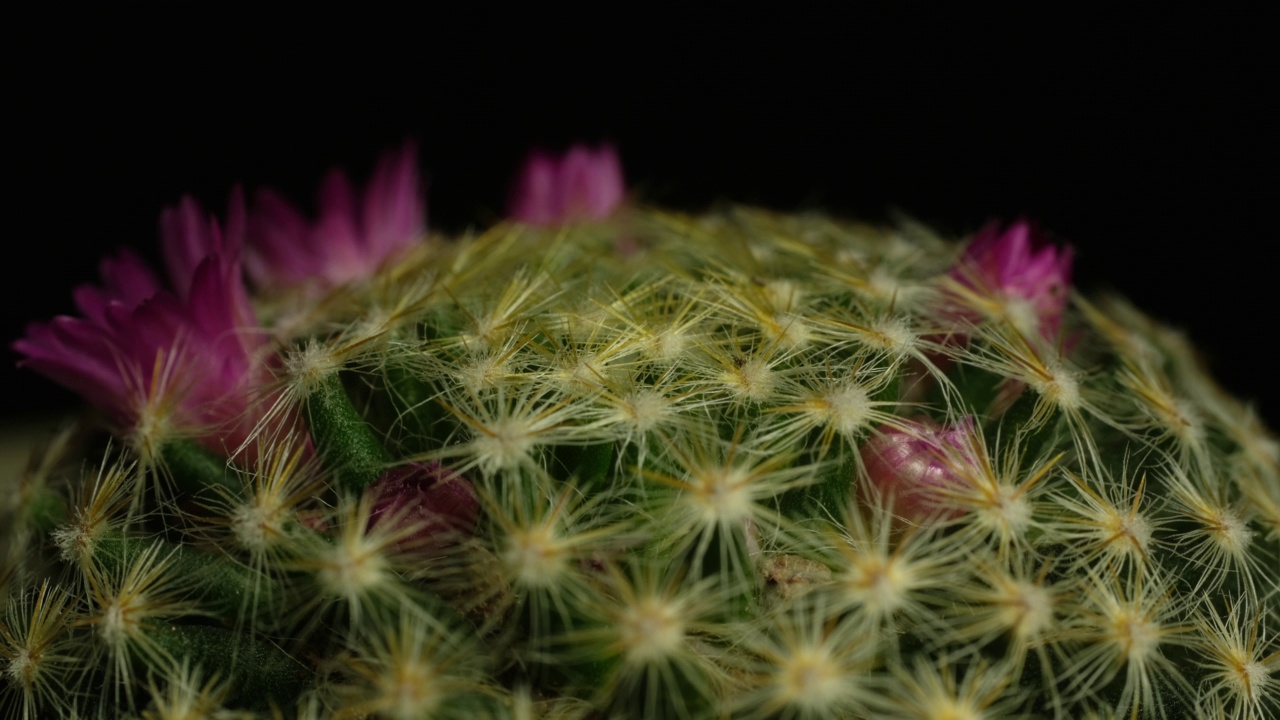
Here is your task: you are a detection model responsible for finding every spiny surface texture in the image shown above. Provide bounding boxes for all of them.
[3,145,1278,719]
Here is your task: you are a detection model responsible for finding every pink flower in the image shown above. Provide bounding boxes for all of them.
[245,141,425,291]
[508,143,625,225]
[366,461,480,551]
[13,195,272,460]
[859,418,978,522]
[947,220,1073,339]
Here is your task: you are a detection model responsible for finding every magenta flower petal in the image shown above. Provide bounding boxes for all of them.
[947,219,1073,339]
[13,198,272,460]
[245,141,425,292]
[312,171,368,285]
[244,189,314,286]
[508,142,625,225]
[13,317,129,418]
[160,189,247,301]
[508,152,559,225]
[69,250,163,326]
[99,250,164,306]
[559,143,625,220]
[184,255,254,373]
[362,138,424,262]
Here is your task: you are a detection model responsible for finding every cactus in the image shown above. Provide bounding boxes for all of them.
[3,141,1278,719]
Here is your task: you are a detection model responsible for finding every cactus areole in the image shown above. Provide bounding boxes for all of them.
[4,143,1278,719]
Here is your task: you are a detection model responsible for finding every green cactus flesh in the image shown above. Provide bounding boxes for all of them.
[4,208,1279,719]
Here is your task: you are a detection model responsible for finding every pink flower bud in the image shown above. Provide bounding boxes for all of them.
[859,418,977,522]
[366,462,480,550]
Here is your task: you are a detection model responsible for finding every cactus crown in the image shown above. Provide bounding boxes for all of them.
[3,145,1278,719]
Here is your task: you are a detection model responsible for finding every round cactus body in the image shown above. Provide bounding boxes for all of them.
[3,144,1278,719]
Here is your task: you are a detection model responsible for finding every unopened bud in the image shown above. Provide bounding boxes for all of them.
[860,418,977,522]
[366,461,480,549]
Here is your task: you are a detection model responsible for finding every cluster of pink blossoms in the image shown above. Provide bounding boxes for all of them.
[866,220,1074,522]
[14,141,623,546]
[13,142,429,460]
[17,141,1072,531]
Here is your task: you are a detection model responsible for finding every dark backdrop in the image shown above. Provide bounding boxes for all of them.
[8,8,1277,431]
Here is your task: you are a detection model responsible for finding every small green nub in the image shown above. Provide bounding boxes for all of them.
[144,622,312,708]
[162,439,240,496]
[305,372,392,492]
[93,536,282,627]
[25,483,66,535]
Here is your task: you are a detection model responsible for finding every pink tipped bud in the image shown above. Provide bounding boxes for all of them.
[859,418,977,522]
[366,461,480,549]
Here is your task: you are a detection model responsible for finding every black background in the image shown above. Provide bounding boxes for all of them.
[7,8,1277,431]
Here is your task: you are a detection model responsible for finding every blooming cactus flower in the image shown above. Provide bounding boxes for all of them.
[508,142,625,225]
[946,219,1073,340]
[244,141,425,291]
[860,417,978,521]
[13,196,270,460]
[365,461,480,550]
